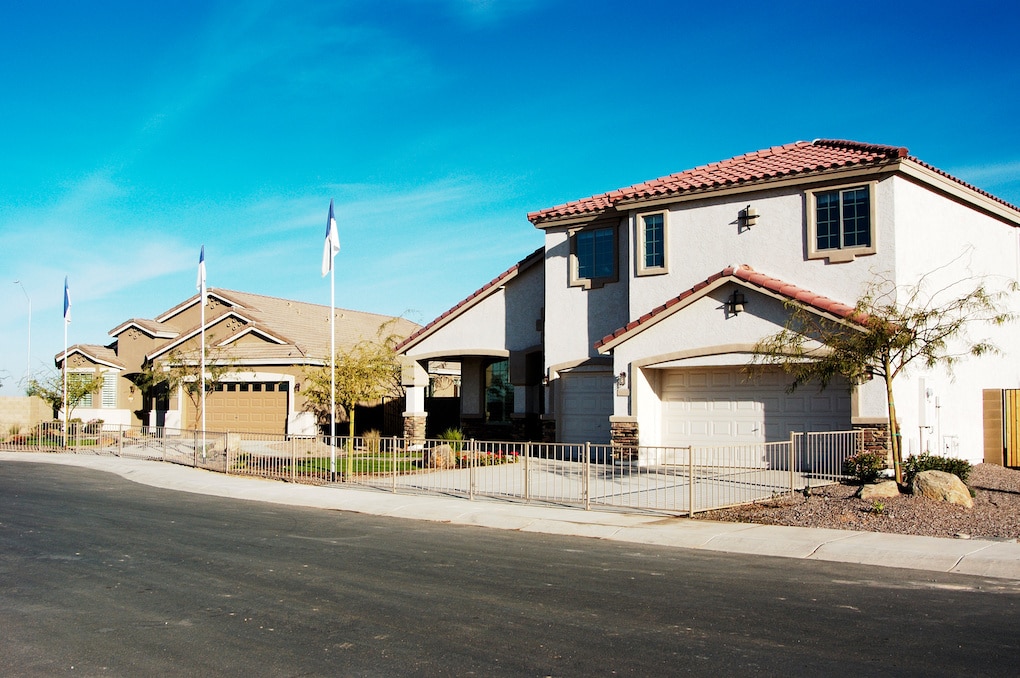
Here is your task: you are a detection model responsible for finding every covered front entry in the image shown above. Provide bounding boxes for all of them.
[186,381,289,434]
[558,370,615,444]
[659,367,850,446]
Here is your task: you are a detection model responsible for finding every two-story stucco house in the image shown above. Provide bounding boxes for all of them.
[57,289,418,436]
[397,140,1020,464]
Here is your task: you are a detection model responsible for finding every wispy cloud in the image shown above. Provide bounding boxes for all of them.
[945,160,1020,193]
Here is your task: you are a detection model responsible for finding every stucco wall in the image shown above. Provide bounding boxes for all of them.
[543,226,629,370]
[0,396,49,434]
[885,176,1020,461]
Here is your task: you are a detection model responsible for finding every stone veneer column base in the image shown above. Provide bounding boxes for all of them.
[853,421,892,464]
[403,413,427,446]
[610,418,639,462]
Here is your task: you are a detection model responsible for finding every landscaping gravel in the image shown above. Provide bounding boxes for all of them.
[697,463,1020,541]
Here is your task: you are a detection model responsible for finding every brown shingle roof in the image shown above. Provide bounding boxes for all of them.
[145,288,419,364]
[57,344,126,369]
[528,139,1019,224]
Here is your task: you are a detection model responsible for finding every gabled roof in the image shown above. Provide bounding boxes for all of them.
[595,265,862,353]
[154,289,249,324]
[144,288,419,365]
[528,139,1020,225]
[396,247,544,354]
[108,318,178,339]
[56,344,126,370]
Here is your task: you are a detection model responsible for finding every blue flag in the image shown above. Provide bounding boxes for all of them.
[63,276,71,324]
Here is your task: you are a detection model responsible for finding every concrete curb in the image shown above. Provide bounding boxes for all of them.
[5,451,1020,580]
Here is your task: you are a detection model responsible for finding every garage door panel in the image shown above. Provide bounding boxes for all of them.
[559,372,614,444]
[660,367,850,447]
[188,381,288,434]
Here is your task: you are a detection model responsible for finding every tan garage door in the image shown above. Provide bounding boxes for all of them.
[660,367,850,447]
[188,381,289,435]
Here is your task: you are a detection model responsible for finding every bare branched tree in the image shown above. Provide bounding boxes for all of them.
[750,267,1015,483]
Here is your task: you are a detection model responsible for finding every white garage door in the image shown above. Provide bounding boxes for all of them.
[660,367,850,447]
[558,371,615,444]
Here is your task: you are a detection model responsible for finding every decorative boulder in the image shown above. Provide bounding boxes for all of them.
[911,470,973,508]
[426,444,456,469]
[858,480,900,500]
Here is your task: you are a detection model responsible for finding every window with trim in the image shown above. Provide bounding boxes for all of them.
[69,372,94,408]
[807,183,876,262]
[570,224,617,288]
[101,372,117,408]
[637,211,667,275]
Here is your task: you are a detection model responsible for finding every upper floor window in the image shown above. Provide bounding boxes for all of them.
[637,211,667,275]
[807,183,877,262]
[570,223,617,288]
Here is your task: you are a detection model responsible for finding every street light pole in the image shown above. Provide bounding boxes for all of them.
[14,280,31,384]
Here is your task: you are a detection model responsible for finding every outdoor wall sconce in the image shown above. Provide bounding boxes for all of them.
[616,372,627,388]
[739,205,758,232]
[726,289,747,315]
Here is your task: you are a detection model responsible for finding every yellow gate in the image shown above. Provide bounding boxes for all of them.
[1007,390,1020,468]
[985,389,1020,467]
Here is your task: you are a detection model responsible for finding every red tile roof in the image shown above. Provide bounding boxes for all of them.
[594,265,864,351]
[396,247,544,353]
[528,139,1018,224]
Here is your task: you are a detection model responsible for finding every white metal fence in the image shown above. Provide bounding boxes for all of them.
[1,423,863,515]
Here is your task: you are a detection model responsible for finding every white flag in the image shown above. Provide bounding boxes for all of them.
[321,199,340,277]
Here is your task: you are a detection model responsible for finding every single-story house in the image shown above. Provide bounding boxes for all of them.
[57,288,418,436]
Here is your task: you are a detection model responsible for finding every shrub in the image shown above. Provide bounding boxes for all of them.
[437,428,464,453]
[903,453,972,485]
[363,429,381,454]
[842,450,888,483]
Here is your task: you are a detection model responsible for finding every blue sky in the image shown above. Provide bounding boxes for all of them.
[2,0,1019,393]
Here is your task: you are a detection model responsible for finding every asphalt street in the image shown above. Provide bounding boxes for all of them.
[2,461,1019,676]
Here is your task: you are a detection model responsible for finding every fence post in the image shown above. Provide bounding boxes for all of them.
[789,432,797,496]
[523,441,530,502]
[583,442,591,511]
[117,424,123,457]
[469,439,476,501]
[688,446,695,516]
[391,436,398,493]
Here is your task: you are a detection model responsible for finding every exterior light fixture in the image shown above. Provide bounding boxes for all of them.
[616,371,627,388]
[726,289,747,315]
[739,205,758,231]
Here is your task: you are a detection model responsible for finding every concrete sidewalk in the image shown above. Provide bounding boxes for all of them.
[5,451,1020,581]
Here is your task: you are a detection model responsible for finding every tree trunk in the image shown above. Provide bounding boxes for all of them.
[345,406,355,479]
[883,357,903,484]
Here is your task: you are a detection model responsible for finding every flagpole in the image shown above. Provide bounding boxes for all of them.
[199,246,207,461]
[330,263,336,480]
[62,276,69,449]
[322,199,339,482]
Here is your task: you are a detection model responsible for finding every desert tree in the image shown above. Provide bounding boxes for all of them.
[144,338,237,431]
[27,369,104,423]
[749,266,1015,484]
[302,321,404,477]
